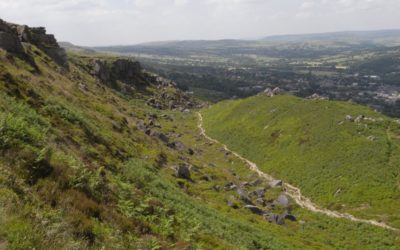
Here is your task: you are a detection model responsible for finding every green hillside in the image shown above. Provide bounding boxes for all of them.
[202,95,400,227]
[1,20,400,249]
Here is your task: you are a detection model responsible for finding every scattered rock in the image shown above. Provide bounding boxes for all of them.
[237,188,251,204]
[78,83,88,92]
[261,87,282,97]
[264,213,285,225]
[136,119,146,131]
[256,198,266,205]
[224,182,237,191]
[334,188,342,197]
[269,180,283,188]
[307,93,329,100]
[213,185,221,192]
[200,174,212,182]
[168,141,186,151]
[252,188,266,199]
[345,115,353,122]
[274,194,289,208]
[227,196,239,209]
[354,115,365,123]
[244,205,264,215]
[249,179,262,186]
[284,212,297,222]
[175,164,191,180]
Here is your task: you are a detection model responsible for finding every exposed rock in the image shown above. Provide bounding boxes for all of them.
[354,115,365,123]
[249,179,262,186]
[252,188,266,199]
[244,205,264,215]
[307,93,329,100]
[334,188,342,197]
[283,212,297,222]
[265,213,285,225]
[227,196,239,209]
[0,20,24,54]
[256,198,266,205]
[269,180,283,188]
[91,59,143,88]
[0,19,68,68]
[224,182,237,191]
[345,115,353,122]
[175,164,191,180]
[213,185,221,192]
[200,174,212,182]
[274,194,289,208]
[136,119,146,131]
[261,87,282,97]
[168,141,186,151]
[237,188,251,204]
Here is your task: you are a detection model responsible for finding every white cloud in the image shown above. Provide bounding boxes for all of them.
[0,0,399,45]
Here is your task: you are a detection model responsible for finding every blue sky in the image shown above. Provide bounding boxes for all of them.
[0,0,399,46]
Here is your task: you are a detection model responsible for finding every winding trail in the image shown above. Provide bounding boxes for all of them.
[197,112,398,231]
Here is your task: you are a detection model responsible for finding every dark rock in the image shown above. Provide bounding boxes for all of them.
[252,188,266,199]
[200,175,212,182]
[284,212,297,222]
[175,164,191,180]
[265,213,285,225]
[237,188,251,204]
[249,179,262,186]
[0,28,24,54]
[168,141,186,151]
[91,58,143,87]
[244,205,264,215]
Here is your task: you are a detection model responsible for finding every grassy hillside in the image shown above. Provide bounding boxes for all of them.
[202,95,400,227]
[1,23,400,249]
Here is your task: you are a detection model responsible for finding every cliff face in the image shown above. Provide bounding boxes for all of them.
[0,19,68,68]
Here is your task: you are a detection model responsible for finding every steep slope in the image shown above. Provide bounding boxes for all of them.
[1,20,400,249]
[202,95,400,228]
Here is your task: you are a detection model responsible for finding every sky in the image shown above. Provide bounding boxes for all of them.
[0,0,399,46]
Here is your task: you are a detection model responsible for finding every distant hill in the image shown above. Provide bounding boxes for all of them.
[262,30,400,44]
[59,41,96,54]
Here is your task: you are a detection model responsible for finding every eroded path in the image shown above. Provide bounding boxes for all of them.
[197,112,398,231]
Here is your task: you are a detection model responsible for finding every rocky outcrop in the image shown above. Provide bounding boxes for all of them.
[0,19,68,68]
[0,20,24,54]
[260,87,282,97]
[90,59,144,90]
